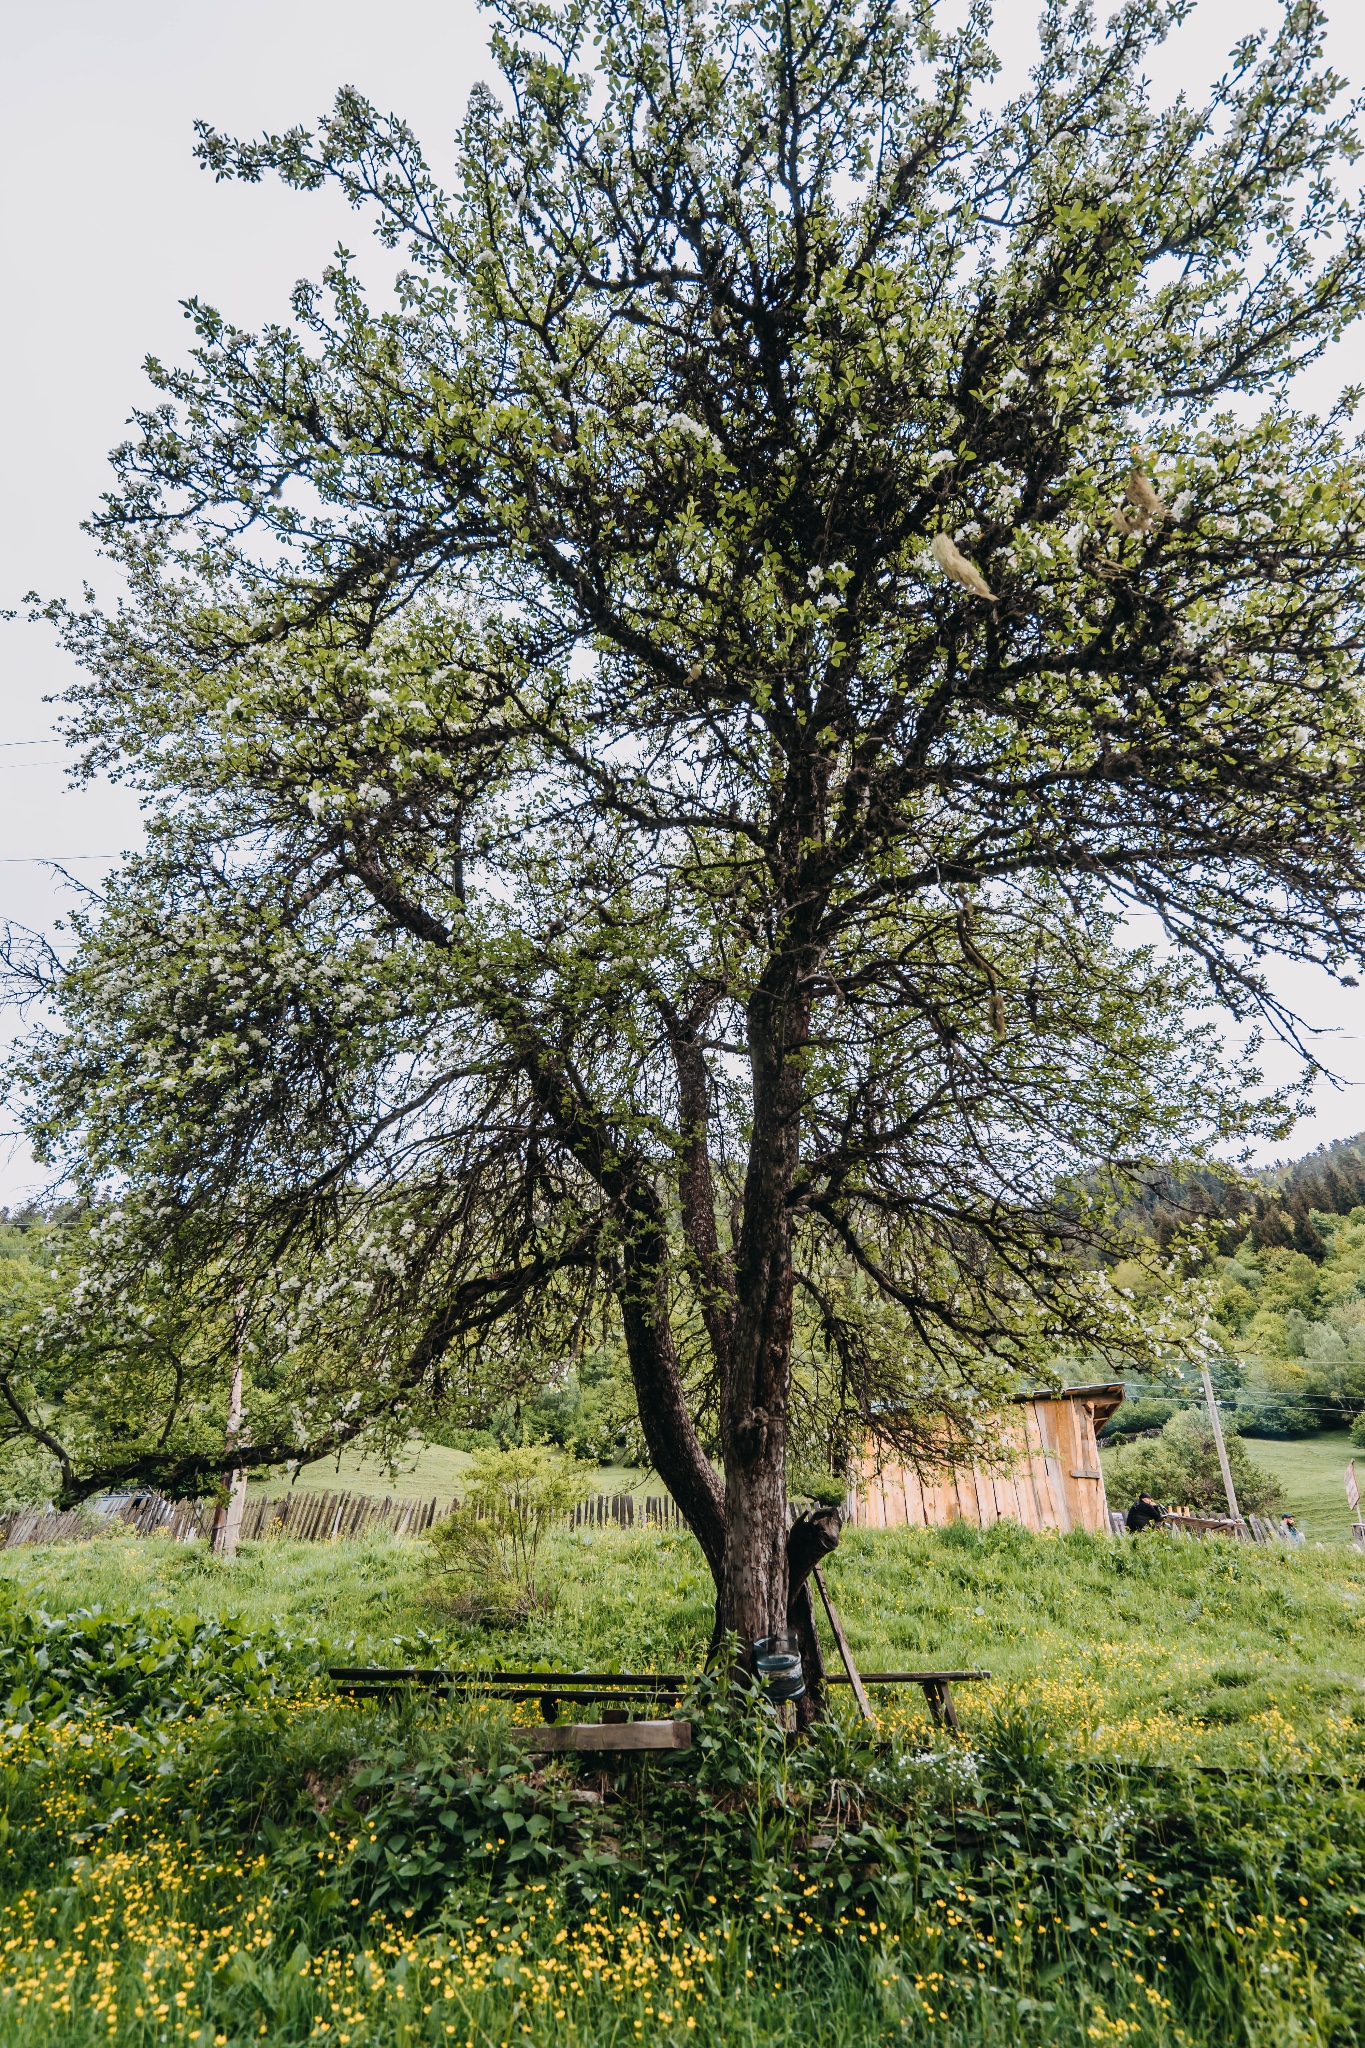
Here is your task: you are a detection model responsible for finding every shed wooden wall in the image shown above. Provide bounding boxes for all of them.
[847,1393,1112,1535]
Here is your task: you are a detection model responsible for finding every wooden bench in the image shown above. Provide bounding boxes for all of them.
[328,1667,692,1753]
[827,1668,989,1732]
[328,1664,989,1736]
[329,1666,684,1715]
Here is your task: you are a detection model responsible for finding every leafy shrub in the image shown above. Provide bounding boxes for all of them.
[0,1597,316,1727]
[789,1467,849,1506]
[1105,1407,1285,1516]
[428,1447,591,1623]
[1097,1396,1177,1442]
[347,1747,583,1918]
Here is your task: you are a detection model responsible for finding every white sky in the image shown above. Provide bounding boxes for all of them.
[3,0,1365,1204]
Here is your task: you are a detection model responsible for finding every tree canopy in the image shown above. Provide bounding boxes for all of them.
[9,0,1365,1653]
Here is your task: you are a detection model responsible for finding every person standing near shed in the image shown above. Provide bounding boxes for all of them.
[1126,1493,1167,1535]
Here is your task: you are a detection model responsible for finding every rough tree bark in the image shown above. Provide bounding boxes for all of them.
[657,955,829,1671]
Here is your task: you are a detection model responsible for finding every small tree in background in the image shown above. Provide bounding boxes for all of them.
[429,1446,592,1622]
[9,0,1365,1684]
[1106,1409,1286,1520]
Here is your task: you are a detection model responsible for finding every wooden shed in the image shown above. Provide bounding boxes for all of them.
[845,1383,1125,1536]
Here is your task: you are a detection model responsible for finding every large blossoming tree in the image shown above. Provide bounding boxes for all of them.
[9,0,1365,1677]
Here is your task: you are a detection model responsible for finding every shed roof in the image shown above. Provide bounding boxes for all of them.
[1012,1382,1126,1427]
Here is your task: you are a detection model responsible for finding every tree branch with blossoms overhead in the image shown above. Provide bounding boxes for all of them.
[10,0,1365,1688]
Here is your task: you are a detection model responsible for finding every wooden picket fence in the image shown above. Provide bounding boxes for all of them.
[0,1487,684,1551]
[0,1489,454,1551]
[568,1492,684,1531]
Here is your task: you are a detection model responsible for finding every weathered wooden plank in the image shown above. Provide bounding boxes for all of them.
[1026,1400,1071,1532]
[329,1666,688,1686]
[515,1719,692,1752]
[974,1464,1000,1528]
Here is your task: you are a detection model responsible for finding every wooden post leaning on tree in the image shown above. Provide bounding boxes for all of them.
[1201,1365,1247,1538]
[784,1506,843,1726]
[812,1564,874,1725]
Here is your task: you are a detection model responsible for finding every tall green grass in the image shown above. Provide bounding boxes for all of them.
[1,1679,1360,2047]
[1,1523,1363,2045]
[6,1517,1362,1760]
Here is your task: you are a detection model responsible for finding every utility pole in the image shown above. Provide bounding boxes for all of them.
[1200,1364,1246,1537]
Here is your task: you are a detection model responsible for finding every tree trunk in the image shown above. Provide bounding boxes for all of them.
[616,1194,726,1579]
[210,1356,246,1559]
[718,973,811,1652]
[626,966,837,1691]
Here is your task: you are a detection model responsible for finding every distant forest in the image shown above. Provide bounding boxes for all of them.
[1134,1134,1365,1265]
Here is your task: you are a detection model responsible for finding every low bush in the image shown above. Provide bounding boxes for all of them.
[426,1445,592,1623]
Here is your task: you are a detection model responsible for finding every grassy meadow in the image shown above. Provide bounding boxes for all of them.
[1237,1431,1359,1540]
[6,1516,1365,1761]
[245,1442,655,1506]
[0,1518,1362,2047]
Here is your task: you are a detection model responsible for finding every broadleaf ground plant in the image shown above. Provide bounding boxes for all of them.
[7,0,1365,1681]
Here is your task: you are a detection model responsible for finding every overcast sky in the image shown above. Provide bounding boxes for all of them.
[4,0,1365,1205]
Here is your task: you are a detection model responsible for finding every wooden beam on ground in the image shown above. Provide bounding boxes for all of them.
[514,1719,692,1753]
[812,1565,874,1724]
